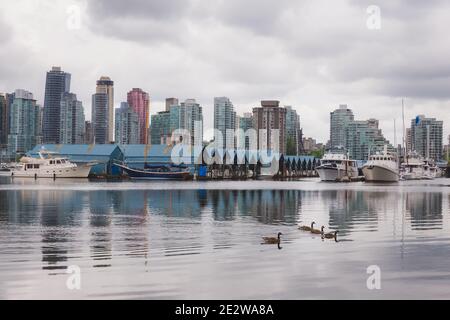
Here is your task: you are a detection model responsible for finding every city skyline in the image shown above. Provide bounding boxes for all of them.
[0,0,449,145]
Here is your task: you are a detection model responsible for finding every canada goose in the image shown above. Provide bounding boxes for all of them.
[311,225,324,234]
[262,232,282,244]
[323,230,339,239]
[299,222,315,231]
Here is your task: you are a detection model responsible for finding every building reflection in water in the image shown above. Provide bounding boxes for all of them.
[0,186,446,274]
[89,191,115,268]
[406,193,443,230]
[324,190,383,235]
[38,191,84,272]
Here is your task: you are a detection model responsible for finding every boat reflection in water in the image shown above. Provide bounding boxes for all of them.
[0,181,449,299]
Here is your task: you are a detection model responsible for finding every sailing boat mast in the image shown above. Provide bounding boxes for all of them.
[402,99,407,164]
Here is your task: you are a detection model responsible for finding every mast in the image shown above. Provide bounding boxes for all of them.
[402,98,406,163]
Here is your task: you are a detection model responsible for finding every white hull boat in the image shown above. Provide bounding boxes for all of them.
[10,150,93,179]
[316,152,359,182]
[363,146,399,182]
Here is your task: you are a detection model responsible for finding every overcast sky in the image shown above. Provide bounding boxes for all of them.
[0,0,449,144]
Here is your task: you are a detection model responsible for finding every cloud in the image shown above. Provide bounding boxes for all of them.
[0,0,449,143]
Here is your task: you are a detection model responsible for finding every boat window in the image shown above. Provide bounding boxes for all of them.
[50,160,54,164]
[61,159,65,163]
[33,164,39,169]
[56,160,61,164]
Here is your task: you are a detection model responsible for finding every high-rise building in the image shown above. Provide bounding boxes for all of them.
[214,97,236,148]
[150,111,171,145]
[127,88,150,144]
[165,98,178,112]
[405,128,412,153]
[236,112,253,150]
[285,106,303,155]
[345,119,392,160]
[59,93,85,144]
[7,90,42,156]
[92,92,109,144]
[85,121,93,144]
[330,104,354,150]
[94,76,114,143]
[42,66,71,144]
[252,100,286,154]
[181,99,203,146]
[410,115,443,160]
[115,102,139,145]
[0,94,7,147]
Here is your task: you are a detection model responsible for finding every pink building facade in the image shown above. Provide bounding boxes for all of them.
[127,88,150,144]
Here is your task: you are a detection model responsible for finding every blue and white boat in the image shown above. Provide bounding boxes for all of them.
[116,163,193,180]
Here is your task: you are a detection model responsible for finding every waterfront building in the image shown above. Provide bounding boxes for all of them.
[330,104,354,150]
[252,100,286,154]
[7,89,42,156]
[214,97,236,148]
[165,98,178,112]
[150,111,171,145]
[285,106,303,155]
[345,119,392,160]
[410,115,443,160]
[42,67,71,144]
[85,121,93,144]
[236,112,253,150]
[127,88,150,144]
[115,102,139,145]
[59,93,85,144]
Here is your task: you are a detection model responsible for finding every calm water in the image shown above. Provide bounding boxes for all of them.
[1,177,450,299]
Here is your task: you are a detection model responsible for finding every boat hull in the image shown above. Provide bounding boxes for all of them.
[363,165,399,182]
[316,166,359,182]
[118,164,192,180]
[11,165,92,178]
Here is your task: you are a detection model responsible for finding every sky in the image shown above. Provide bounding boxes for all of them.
[0,0,449,144]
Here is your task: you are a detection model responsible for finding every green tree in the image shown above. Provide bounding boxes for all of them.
[309,148,325,158]
[286,137,297,155]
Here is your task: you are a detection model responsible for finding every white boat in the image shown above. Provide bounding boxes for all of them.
[362,146,399,182]
[400,152,426,180]
[316,153,359,182]
[10,150,93,178]
[422,159,439,180]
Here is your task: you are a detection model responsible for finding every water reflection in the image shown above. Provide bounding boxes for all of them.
[0,187,446,275]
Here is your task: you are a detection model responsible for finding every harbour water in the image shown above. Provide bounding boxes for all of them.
[0,177,450,299]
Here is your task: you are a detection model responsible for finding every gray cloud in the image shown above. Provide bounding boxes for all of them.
[0,0,448,143]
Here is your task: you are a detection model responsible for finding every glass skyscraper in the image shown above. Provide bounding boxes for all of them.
[330,104,354,150]
[92,92,109,144]
[59,93,85,144]
[7,89,42,156]
[42,67,71,144]
[115,102,139,145]
[410,115,443,160]
[150,111,171,145]
[213,97,236,148]
[285,106,303,155]
[95,77,114,143]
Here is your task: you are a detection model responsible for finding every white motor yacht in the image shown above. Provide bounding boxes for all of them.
[400,151,425,180]
[10,150,93,178]
[363,146,399,182]
[316,153,359,182]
